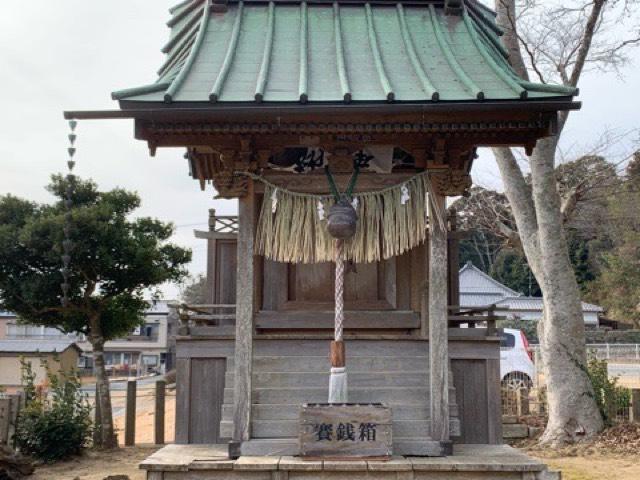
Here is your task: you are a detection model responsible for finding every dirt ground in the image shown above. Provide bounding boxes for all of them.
[29,415,640,480]
[522,423,640,480]
[30,447,156,480]
[539,455,640,480]
[112,391,176,445]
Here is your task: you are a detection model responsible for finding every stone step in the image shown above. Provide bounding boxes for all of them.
[238,437,448,457]
[225,371,430,388]
[227,356,430,373]
[393,438,450,456]
[220,419,432,439]
[223,386,459,405]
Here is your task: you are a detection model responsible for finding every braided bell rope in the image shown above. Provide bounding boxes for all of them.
[334,239,345,342]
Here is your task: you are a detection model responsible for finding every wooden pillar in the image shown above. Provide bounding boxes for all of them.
[447,209,460,307]
[206,209,217,305]
[631,389,640,423]
[420,239,430,337]
[429,194,450,444]
[232,180,256,450]
[125,380,137,446]
[154,380,166,445]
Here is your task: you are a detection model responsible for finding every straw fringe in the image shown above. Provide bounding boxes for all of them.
[249,172,445,264]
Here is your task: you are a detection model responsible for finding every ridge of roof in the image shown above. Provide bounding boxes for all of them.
[459,261,522,297]
[495,295,604,313]
[112,0,578,105]
[0,339,80,354]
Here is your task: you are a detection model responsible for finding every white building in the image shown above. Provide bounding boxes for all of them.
[459,262,603,326]
[1,300,175,375]
[77,299,173,375]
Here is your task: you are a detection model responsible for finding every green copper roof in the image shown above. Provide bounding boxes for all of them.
[113,0,577,104]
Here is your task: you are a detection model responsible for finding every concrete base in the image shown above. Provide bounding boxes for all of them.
[238,439,452,457]
[141,444,560,480]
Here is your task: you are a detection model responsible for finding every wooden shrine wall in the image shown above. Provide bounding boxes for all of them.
[209,236,429,331]
[176,357,227,444]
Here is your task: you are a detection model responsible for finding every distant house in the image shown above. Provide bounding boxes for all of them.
[459,262,603,326]
[0,339,81,391]
[1,300,176,376]
[76,299,174,375]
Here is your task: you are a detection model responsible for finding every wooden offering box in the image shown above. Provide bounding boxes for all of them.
[300,403,392,459]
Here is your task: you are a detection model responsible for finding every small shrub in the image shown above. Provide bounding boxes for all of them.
[15,359,93,462]
[586,356,630,426]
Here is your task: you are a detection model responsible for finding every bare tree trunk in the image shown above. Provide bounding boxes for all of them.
[530,138,603,444]
[89,317,117,449]
[493,0,604,445]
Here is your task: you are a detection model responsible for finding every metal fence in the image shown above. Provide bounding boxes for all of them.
[502,344,640,422]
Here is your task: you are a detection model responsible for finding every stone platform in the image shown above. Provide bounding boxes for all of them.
[141,444,559,480]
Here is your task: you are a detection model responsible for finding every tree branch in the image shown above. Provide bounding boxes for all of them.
[569,0,607,87]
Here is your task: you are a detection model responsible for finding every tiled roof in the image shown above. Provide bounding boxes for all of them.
[495,296,604,313]
[112,0,577,104]
[458,262,604,314]
[460,293,506,308]
[459,261,521,297]
[0,339,80,354]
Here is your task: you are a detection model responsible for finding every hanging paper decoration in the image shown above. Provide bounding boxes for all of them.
[271,188,279,213]
[400,184,410,205]
[61,119,78,307]
[249,171,445,264]
[317,200,325,220]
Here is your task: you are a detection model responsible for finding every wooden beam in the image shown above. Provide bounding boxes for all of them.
[232,180,256,448]
[429,193,450,443]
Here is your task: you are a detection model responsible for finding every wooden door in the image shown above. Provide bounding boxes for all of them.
[188,358,226,444]
[288,261,390,310]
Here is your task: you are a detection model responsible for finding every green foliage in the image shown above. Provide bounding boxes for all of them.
[588,237,640,327]
[15,359,92,462]
[0,175,192,340]
[490,248,540,296]
[567,231,596,292]
[454,155,627,297]
[585,329,640,344]
[585,154,640,327]
[586,357,631,426]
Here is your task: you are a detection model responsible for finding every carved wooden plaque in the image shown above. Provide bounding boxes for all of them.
[300,403,392,458]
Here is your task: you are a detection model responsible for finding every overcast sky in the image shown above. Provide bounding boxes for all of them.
[1,1,638,299]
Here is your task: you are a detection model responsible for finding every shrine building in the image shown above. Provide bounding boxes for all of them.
[66,0,578,478]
